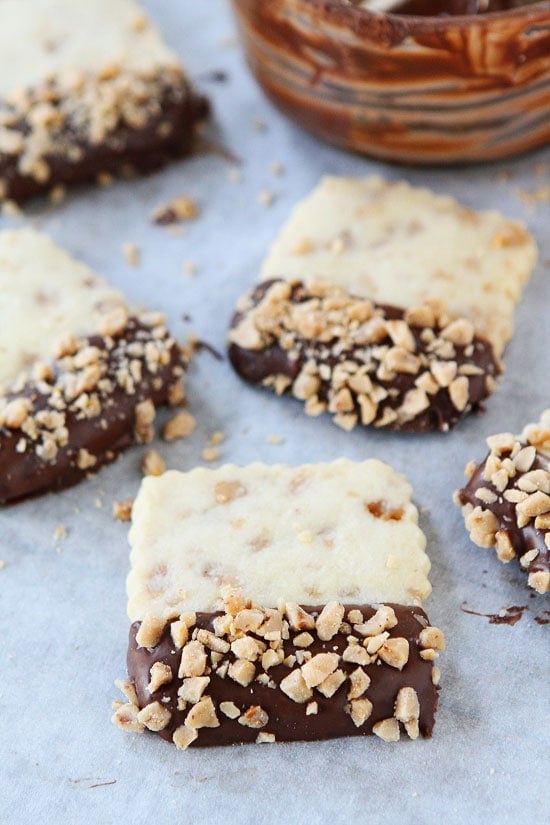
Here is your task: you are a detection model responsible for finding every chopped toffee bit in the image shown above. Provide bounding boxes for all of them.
[228,280,500,433]
[202,447,220,462]
[113,499,134,522]
[162,410,196,442]
[114,598,443,748]
[151,196,199,225]
[455,412,550,594]
[122,242,140,268]
[141,449,166,477]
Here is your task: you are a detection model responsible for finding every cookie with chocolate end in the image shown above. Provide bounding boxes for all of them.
[228,280,501,433]
[260,176,537,358]
[0,229,187,503]
[0,0,208,204]
[454,410,550,595]
[113,460,445,748]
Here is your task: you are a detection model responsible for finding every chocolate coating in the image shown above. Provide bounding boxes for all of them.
[127,604,440,747]
[229,280,500,433]
[0,85,208,204]
[0,317,185,503]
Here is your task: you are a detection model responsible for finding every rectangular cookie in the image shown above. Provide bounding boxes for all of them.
[260,176,537,357]
[455,410,550,595]
[0,229,186,502]
[0,0,206,203]
[114,460,444,748]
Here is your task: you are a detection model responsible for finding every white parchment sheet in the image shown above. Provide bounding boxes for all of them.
[0,2,548,823]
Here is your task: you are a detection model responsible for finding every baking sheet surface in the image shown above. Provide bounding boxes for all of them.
[0,2,548,823]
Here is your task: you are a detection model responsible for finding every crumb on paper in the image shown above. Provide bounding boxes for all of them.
[141,449,166,477]
[258,189,275,207]
[202,447,220,462]
[162,410,196,442]
[267,433,284,445]
[183,260,197,277]
[122,242,140,267]
[269,161,284,177]
[496,170,513,183]
[94,497,103,509]
[97,171,114,187]
[49,184,66,205]
[207,431,224,447]
[151,196,199,225]
[53,524,68,543]
[227,168,242,184]
[113,499,133,521]
[165,225,187,237]
[513,185,550,212]
[0,560,5,570]
[252,116,267,131]
[219,34,238,48]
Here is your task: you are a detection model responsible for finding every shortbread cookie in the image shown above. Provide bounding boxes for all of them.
[260,176,536,358]
[0,229,187,502]
[229,280,500,433]
[454,411,550,595]
[114,460,444,748]
[0,0,207,203]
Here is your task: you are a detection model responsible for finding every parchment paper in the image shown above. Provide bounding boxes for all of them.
[0,2,548,823]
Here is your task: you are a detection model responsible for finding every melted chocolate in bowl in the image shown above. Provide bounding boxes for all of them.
[231,0,550,163]
[361,1,541,14]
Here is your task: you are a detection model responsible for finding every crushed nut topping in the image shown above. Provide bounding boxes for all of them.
[347,698,373,728]
[0,314,185,485]
[238,706,269,729]
[228,280,499,432]
[148,662,173,694]
[115,597,442,748]
[373,717,400,742]
[456,418,550,594]
[0,65,190,201]
[394,687,420,740]
[135,613,166,649]
[137,701,171,732]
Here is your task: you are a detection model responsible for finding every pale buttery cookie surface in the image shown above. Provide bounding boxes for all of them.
[260,176,536,358]
[114,460,444,748]
[0,229,187,502]
[455,410,550,595]
[0,0,206,202]
[126,460,431,619]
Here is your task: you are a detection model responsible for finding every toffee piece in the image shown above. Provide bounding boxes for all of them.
[0,230,187,503]
[229,280,501,433]
[0,0,207,203]
[113,460,444,748]
[455,411,550,595]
